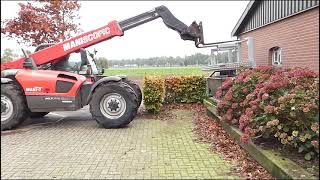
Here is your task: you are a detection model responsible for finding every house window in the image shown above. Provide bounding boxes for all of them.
[271,47,282,66]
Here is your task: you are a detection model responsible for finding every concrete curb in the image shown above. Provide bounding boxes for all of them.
[203,99,317,180]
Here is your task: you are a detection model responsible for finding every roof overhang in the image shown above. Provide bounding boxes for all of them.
[231,0,258,37]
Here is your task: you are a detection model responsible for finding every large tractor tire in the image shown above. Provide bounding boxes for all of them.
[29,112,49,118]
[1,83,29,131]
[89,82,138,128]
[123,79,142,108]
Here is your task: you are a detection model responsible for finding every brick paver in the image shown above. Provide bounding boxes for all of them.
[1,108,239,179]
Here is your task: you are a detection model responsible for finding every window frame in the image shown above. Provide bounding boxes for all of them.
[271,47,282,66]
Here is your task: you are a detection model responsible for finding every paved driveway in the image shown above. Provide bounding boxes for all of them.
[1,106,239,179]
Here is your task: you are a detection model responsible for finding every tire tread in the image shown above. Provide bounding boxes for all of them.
[1,83,29,131]
[89,81,138,128]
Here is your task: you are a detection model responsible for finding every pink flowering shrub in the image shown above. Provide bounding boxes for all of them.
[216,66,319,160]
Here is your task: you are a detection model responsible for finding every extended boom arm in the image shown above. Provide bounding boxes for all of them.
[1,5,204,70]
[119,6,202,42]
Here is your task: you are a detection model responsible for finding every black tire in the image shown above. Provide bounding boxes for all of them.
[89,82,138,128]
[1,83,29,131]
[29,112,49,118]
[123,79,142,108]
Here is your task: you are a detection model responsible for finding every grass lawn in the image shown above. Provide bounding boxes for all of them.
[103,66,207,77]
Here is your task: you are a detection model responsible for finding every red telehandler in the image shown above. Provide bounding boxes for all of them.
[1,6,207,131]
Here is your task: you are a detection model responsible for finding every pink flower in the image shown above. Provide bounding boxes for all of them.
[245,108,254,118]
[224,89,233,101]
[311,123,319,132]
[288,68,317,78]
[242,87,249,93]
[303,107,310,113]
[264,105,275,113]
[262,93,269,100]
[244,76,252,83]
[244,127,255,136]
[266,121,273,128]
[246,93,255,101]
[266,119,279,128]
[221,108,233,121]
[278,96,286,104]
[235,75,244,83]
[217,101,225,109]
[221,77,234,90]
[251,105,258,111]
[255,83,264,89]
[239,115,249,130]
[231,103,238,109]
[239,115,248,123]
[240,134,250,143]
[249,99,258,106]
[273,119,279,126]
[311,140,319,147]
[260,73,271,80]
[215,90,222,98]
[225,114,232,121]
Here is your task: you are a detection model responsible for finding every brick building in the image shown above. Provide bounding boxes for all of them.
[232,0,319,72]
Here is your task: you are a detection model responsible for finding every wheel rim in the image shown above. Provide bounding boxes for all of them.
[1,95,14,122]
[99,93,126,119]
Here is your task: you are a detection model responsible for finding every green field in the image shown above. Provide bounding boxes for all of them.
[104,67,207,77]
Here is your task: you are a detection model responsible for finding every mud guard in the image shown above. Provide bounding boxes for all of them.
[86,76,123,104]
[1,78,13,84]
[115,75,128,81]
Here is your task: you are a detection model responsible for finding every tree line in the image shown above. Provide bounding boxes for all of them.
[106,51,237,68]
[108,53,211,68]
[1,47,236,68]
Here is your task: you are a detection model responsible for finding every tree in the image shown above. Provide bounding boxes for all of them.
[1,0,81,46]
[1,48,19,63]
[97,57,109,69]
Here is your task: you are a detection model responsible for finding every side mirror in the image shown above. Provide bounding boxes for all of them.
[21,49,38,70]
[100,68,105,74]
[21,49,29,58]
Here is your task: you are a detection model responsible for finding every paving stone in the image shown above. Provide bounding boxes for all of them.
[1,108,239,179]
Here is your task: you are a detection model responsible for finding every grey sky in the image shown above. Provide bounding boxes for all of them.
[1,1,249,60]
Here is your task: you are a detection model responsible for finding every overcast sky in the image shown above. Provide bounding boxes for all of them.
[1,1,248,60]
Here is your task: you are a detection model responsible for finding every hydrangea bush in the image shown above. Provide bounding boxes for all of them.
[216,66,319,160]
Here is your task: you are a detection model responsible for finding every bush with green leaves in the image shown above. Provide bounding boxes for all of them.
[216,66,319,160]
[143,76,165,113]
[143,75,206,112]
[165,75,206,103]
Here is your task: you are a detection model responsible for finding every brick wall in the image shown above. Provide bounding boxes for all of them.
[239,7,319,72]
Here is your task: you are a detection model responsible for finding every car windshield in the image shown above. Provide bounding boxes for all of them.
[68,52,81,64]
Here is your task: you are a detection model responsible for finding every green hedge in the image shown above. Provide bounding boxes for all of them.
[143,76,164,113]
[164,75,206,103]
[143,75,206,112]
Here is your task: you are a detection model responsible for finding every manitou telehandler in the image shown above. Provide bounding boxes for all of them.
[1,5,208,131]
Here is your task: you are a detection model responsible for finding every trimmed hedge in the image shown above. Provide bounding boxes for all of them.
[143,75,206,112]
[165,75,206,103]
[143,76,164,113]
